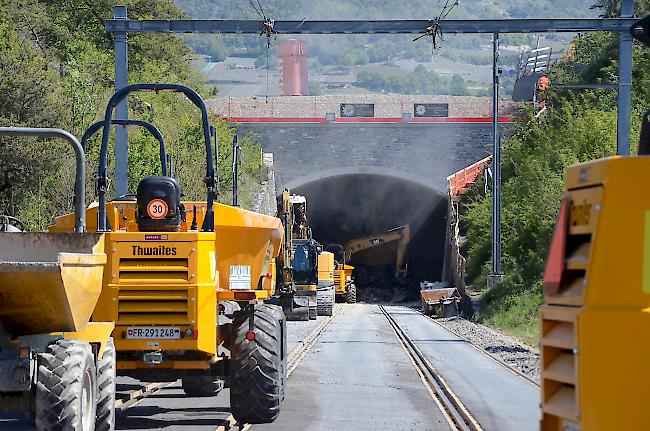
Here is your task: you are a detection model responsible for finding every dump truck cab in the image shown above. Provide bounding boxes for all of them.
[49,84,287,424]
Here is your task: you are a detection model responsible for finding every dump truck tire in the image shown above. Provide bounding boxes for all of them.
[346,283,357,304]
[181,375,224,397]
[266,305,287,401]
[36,338,97,431]
[230,305,283,424]
[95,338,116,431]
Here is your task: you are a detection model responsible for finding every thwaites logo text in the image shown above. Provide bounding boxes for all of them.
[132,245,177,256]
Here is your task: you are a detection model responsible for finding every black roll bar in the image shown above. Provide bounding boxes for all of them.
[0,127,86,232]
[82,119,168,176]
[96,83,216,232]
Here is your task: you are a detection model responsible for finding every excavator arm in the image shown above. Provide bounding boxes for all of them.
[344,225,409,279]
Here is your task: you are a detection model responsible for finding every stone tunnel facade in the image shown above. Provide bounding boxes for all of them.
[233,121,504,194]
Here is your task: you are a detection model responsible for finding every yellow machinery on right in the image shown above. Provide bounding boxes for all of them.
[540,157,650,430]
[540,15,650,430]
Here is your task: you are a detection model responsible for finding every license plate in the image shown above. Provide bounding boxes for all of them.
[126,327,181,339]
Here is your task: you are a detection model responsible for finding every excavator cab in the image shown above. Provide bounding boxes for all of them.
[292,238,319,286]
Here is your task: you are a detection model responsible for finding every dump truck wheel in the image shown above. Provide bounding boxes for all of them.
[266,305,287,401]
[181,375,224,397]
[95,338,116,431]
[36,339,97,431]
[346,283,357,304]
[230,305,283,424]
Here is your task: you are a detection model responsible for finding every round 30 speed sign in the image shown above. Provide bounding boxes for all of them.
[147,199,169,219]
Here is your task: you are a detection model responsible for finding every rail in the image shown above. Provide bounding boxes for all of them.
[380,305,482,431]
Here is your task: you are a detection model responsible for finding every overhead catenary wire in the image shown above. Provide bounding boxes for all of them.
[249,0,275,102]
[413,0,459,52]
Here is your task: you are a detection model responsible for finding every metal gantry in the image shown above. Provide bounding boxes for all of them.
[105,4,638,279]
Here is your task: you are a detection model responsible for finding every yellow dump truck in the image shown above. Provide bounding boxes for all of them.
[0,127,115,430]
[326,244,356,303]
[50,84,288,424]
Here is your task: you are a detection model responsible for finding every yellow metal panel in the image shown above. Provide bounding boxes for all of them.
[60,322,115,359]
[0,233,106,335]
[578,309,650,430]
[579,159,650,308]
[318,251,335,283]
[543,156,650,429]
[643,211,650,294]
[196,238,217,355]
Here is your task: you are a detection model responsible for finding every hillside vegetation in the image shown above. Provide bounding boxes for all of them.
[0,1,261,229]
[461,1,650,344]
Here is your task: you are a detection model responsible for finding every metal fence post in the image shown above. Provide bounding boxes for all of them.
[114,5,129,196]
[617,0,634,156]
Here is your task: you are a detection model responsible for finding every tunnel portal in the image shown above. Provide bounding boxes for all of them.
[291,172,448,301]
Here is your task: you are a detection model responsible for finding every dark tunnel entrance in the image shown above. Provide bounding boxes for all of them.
[291,173,448,302]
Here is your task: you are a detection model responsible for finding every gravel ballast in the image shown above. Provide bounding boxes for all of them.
[434,316,540,383]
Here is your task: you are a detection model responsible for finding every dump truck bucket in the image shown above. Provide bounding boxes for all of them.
[0,233,106,336]
[214,203,283,292]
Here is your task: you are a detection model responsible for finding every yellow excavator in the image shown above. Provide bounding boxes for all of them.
[344,224,410,288]
[0,127,115,430]
[49,84,287,424]
[274,189,333,319]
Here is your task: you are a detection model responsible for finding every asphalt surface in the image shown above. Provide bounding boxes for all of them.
[257,303,450,431]
[114,315,327,431]
[0,304,539,431]
[384,306,539,431]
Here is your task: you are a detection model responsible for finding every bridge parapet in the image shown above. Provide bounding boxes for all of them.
[208,95,518,120]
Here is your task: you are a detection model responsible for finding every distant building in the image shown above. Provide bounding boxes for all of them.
[278,39,309,96]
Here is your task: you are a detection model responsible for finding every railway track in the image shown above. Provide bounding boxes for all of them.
[116,305,341,430]
[420,312,540,388]
[379,305,483,431]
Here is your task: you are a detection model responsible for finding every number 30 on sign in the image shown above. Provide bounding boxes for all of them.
[147,199,169,219]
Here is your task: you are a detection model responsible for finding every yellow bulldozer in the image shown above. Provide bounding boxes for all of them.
[49,83,288,424]
[0,127,115,430]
